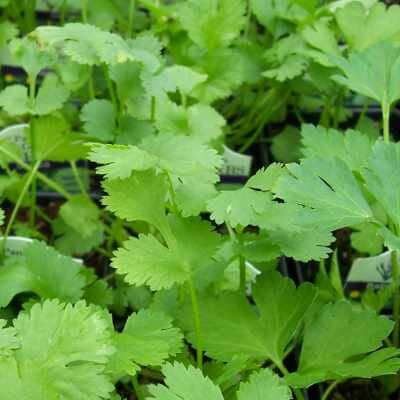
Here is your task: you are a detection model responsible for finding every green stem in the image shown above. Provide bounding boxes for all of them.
[127,0,136,38]
[131,376,144,400]
[29,119,37,228]
[2,161,41,254]
[188,277,203,370]
[0,146,72,200]
[81,0,89,23]
[60,0,67,25]
[391,250,400,347]
[239,255,246,294]
[103,66,118,119]
[275,361,305,400]
[382,101,390,143]
[70,161,88,198]
[321,381,340,400]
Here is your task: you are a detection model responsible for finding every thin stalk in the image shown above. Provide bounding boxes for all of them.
[188,277,203,370]
[29,119,37,228]
[127,0,136,38]
[70,161,88,198]
[391,250,400,347]
[382,101,390,143]
[103,66,118,117]
[2,161,41,254]
[60,0,67,25]
[275,361,305,400]
[0,146,72,200]
[321,381,340,400]
[132,376,144,400]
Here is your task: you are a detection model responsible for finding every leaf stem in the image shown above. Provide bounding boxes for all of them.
[70,161,89,198]
[2,161,41,254]
[128,0,136,38]
[0,145,72,200]
[132,375,144,400]
[382,101,390,143]
[275,361,305,400]
[321,381,340,400]
[391,250,400,347]
[188,277,203,370]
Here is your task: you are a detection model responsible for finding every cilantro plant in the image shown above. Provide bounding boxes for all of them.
[0,1,399,400]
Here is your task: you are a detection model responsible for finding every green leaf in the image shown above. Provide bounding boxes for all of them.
[102,170,168,233]
[149,363,223,400]
[300,124,373,172]
[351,223,384,255]
[81,99,116,142]
[164,65,208,96]
[270,126,302,163]
[179,0,247,50]
[107,309,183,381]
[33,23,136,66]
[31,115,86,162]
[237,369,292,400]
[112,233,190,291]
[0,241,85,307]
[112,216,221,291]
[277,157,373,230]
[10,37,53,79]
[266,228,335,262]
[336,2,400,51]
[53,218,104,256]
[139,133,223,216]
[155,100,226,144]
[88,144,157,180]
[59,195,103,238]
[33,74,70,115]
[286,301,398,387]
[180,271,316,364]
[0,85,29,116]
[332,41,400,107]
[207,188,270,228]
[247,164,287,192]
[363,142,400,228]
[0,300,115,400]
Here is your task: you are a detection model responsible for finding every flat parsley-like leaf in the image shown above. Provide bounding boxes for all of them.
[286,301,399,388]
[180,271,316,365]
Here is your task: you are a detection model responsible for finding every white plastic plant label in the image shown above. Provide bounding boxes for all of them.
[346,251,396,294]
[0,124,31,162]
[0,236,83,264]
[0,236,33,257]
[220,146,253,178]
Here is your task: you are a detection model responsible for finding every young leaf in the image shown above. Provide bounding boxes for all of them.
[33,74,70,115]
[180,271,316,364]
[107,309,183,381]
[163,65,208,96]
[300,124,373,172]
[0,300,115,400]
[88,144,157,180]
[332,41,400,108]
[148,362,224,400]
[286,301,399,387]
[102,170,168,233]
[0,85,29,116]
[363,142,400,229]
[179,0,247,50]
[237,369,293,400]
[0,241,85,307]
[276,157,373,230]
[59,195,104,238]
[335,2,400,51]
[112,216,221,290]
[81,99,116,142]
